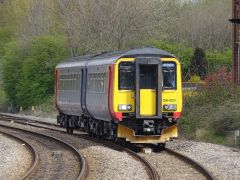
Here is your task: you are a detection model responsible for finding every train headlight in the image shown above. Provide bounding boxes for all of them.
[118,104,132,111]
[163,104,177,111]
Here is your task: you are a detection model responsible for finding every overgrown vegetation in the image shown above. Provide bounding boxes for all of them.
[181,67,240,146]
[2,36,67,108]
[0,89,7,105]
[19,97,58,118]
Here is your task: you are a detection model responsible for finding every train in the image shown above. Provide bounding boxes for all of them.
[55,47,182,147]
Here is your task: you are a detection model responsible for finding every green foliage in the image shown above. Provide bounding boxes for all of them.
[185,67,233,106]
[19,96,57,118]
[0,27,13,56]
[0,27,14,86]
[0,89,7,105]
[3,36,68,108]
[206,49,232,72]
[188,75,203,83]
[2,41,26,105]
[181,99,240,145]
[18,36,68,108]
[190,48,208,79]
[148,40,194,78]
[181,67,240,146]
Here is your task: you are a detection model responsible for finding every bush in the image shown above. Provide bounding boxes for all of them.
[206,49,232,72]
[2,41,25,106]
[185,66,233,106]
[3,36,68,109]
[181,66,240,146]
[203,67,233,103]
[0,27,13,56]
[146,40,194,80]
[189,48,208,79]
[188,75,203,83]
[16,36,68,108]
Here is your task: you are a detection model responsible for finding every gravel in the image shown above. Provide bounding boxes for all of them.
[3,113,240,180]
[0,126,81,180]
[141,151,206,180]
[82,146,149,180]
[167,140,240,180]
[1,112,57,124]
[0,120,150,180]
[0,132,32,180]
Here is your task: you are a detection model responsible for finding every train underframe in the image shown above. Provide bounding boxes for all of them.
[57,112,178,147]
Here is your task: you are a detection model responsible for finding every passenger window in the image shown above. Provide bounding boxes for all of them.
[119,62,134,90]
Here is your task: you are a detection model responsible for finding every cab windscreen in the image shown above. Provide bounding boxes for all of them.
[162,62,176,89]
[119,62,134,90]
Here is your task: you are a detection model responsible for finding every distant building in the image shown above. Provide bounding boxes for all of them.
[230,0,240,85]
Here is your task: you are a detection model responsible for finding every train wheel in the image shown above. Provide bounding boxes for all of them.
[66,128,70,133]
[114,136,119,144]
[59,115,65,127]
[62,118,66,128]
[87,123,93,137]
[95,120,103,139]
[118,138,126,147]
[67,127,73,134]
[155,143,166,151]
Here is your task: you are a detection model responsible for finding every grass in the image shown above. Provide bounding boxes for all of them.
[180,90,240,147]
[19,96,57,118]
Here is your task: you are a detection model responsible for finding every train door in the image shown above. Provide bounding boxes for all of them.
[135,58,162,119]
[81,68,88,115]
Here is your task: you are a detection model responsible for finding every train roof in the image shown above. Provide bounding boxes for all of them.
[56,47,175,68]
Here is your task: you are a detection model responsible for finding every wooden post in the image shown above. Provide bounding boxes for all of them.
[230,0,240,85]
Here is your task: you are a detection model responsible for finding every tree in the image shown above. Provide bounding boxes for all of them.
[190,47,208,79]
[55,0,175,55]
[2,41,25,106]
[173,0,231,50]
[16,36,68,108]
[2,36,67,108]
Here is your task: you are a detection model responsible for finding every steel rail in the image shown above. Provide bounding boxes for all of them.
[124,148,160,180]
[0,114,159,180]
[0,129,39,180]
[0,123,87,180]
[165,148,216,180]
[0,113,216,180]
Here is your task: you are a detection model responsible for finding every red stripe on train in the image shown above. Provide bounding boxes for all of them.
[108,64,122,121]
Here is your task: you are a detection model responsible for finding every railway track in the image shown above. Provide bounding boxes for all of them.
[0,120,87,180]
[0,113,159,180]
[139,148,215,180]
[164,148,215,180]
[0,113,215,180]
[0,129,39,180]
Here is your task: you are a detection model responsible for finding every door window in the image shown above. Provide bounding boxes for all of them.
[140,65,157,89]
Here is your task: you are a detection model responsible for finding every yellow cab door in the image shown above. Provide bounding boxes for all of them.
[135,58,162,119]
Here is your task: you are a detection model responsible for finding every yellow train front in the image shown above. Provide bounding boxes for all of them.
[112,56,182,144]
[55,48,182,145]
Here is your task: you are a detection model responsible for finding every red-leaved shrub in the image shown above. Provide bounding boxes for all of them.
[204,67,232,89]
[202,67,234,103]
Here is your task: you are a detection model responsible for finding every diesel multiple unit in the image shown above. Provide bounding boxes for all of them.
[55,48,182,145]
